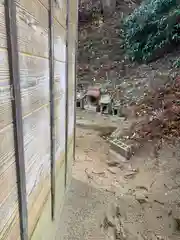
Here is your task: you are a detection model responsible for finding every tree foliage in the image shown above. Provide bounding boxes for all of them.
[123,0,180,62]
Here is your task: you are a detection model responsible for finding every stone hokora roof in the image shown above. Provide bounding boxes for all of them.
[86,86,101,98]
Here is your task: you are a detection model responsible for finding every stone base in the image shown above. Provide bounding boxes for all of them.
[109,139,133,160]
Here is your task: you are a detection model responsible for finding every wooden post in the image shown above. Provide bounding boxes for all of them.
[48,0,56,220]
[5,0,28,239]
[65,0,70,189]
[80,98,85,109]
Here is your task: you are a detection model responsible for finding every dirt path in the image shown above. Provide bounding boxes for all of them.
[73,114,180,240]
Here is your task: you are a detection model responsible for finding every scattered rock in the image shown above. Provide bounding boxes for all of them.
[150,179,156,189]
[174,216,180,231]
[156,236,164,240]
[102,207,127,240]
[105,188,116,195]
[136,186,149,192]
[107,203,118,219]
[168,209,172,216]
[101,214,115,229]
[105,227,116,240]
[134,192,148,204]
[92,170,106,176]
[107,161,120,167]
[85,168,93,180]
[124,170,138,179]
[154,199,165,206]
[107,167,118,174]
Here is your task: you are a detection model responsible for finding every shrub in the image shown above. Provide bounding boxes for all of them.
[123,0,180,62]
[173,58,180,67]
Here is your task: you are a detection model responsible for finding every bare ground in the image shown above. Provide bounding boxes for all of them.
[73,112,180,240]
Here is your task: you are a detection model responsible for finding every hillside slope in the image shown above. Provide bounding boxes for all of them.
[78,0,180,106]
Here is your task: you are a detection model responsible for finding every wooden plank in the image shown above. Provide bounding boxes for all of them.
[1,212,20,240]
[68,102,75,142]
[17,0,48,31]
[23,106,50,200]
[39,0,66,27]
[17,0,66,29]
[0,2,20,235]
[38,0,49,9]
[0,3,50,59]
[0,162,20,240]
[54,100,61,152]
[28,155,65,238]
[53,0,66,28]
[16,3,51,225]
[0,125,15,176]
[19,54,50,117]
[22,105,51,235]
[0,163,17,205]
[68,0,78,24]
[54,61,66,98]
[22,106,51,235]
[68,71,75,149]
[54,55,66,155]
[27,175,50,215]
[54,20,66,62]
[16,6,49,58]
[68,23,76,63]
[28,176,50,238]
[15,0,64,231]
[0,188,19,237]
[54,60,65,161]
[54,98,66,154]
[68,62,75,97]
[6,103,50,235]
[17,4,66,61]
[0,12,66,131]
[0,5,7,49]
[17,0,68,61]
[0,49,13,130]
[0,100,12,130]
[0,54,51,129]
[29,159,65,240]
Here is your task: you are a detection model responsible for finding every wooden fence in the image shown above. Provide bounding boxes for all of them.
[0,0,78,239]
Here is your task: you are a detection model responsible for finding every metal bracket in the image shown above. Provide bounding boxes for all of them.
[48,0,55,220]
[73,0,79,163]
[64,0,70,189]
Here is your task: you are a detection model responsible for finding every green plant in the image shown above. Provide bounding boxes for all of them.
[123,0,180,62]
[173,58,180,68]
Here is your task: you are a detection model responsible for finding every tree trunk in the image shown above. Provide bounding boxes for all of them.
[100,0,116,17]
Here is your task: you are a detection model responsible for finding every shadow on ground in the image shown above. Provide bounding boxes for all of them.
[56,178,114,240]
